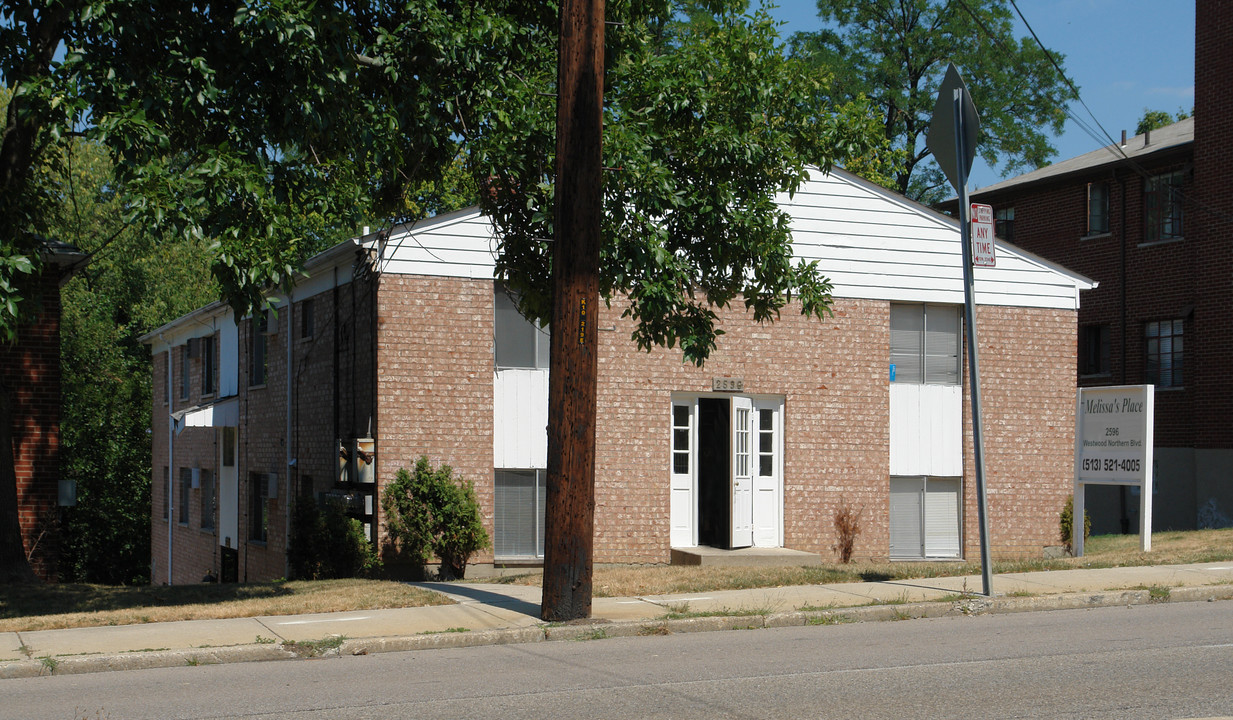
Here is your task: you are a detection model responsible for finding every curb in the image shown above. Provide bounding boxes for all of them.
[4,583,1231,679]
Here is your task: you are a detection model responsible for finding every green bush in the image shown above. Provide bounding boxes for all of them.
[381,457,490,580]
[289,498,382,580]
[1060,494,1091,553]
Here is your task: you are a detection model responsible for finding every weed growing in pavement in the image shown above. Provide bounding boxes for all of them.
[807,613,854,626]
[39,656,58,674]
[254,635,276,644]
[283,635,346,657]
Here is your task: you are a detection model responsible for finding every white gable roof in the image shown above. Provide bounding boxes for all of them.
[378,168,1093,311]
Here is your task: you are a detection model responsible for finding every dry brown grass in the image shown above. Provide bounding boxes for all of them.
[0,579,450,632]
[487,527,1233,597]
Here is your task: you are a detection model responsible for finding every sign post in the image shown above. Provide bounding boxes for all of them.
[1074,385,1155,555]
[927,63,994,596]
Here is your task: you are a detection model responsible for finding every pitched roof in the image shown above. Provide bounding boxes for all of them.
[971,116,1194,197]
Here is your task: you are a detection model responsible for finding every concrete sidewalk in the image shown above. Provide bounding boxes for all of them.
[3,562,1232,679]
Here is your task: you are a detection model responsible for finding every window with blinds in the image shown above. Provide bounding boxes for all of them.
[495,288,550,369]
[495,469,546,558]
[890,304,960,385]
[889,476,961,560]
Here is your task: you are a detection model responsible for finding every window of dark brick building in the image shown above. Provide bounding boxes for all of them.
[201,336,216,395]
[179,467,192,525]
[300,298,314,340]
[250,315,268,386]
[1087,182,1109,235]
[250,472,270,543]
[1079,324,1111,376]
[994,207,1014,242]
[162,466,169,520]
[1144,171,1184,242]
[1146,319,1183,387]
[180,344,190,399]
[200,469,215,530]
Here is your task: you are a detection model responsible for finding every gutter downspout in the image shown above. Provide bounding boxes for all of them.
[159,333,174,585]
[1120,169,1131,533]
[285,295,294,579]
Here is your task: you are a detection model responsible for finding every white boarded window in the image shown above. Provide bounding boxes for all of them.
[890,304,960,385]
[890,476,961,560]
[495,469,546,558]
[495,288,550,369]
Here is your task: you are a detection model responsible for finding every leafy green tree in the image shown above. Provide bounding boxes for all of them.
[475,2,890,363]
[1135,107,1192,136]
[53,137,216,584]
[789,0,1073,202]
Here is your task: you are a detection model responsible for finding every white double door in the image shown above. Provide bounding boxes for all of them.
[670,396,782,549]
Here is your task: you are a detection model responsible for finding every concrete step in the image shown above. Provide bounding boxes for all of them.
[670,546,823,567]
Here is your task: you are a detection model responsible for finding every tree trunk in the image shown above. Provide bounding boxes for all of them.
[0,382,37,583]
[541,0,604,622]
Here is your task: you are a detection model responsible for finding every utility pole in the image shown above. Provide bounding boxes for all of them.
[541,0,605,622]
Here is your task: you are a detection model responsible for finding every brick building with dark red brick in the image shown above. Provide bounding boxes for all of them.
[2,243,85,581]
[962,0,1232,534]
[144,168,1093,584]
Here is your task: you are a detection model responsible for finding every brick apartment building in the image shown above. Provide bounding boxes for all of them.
[962,0,1233,534]
[143,168,1093,584]
[2,242,85,580]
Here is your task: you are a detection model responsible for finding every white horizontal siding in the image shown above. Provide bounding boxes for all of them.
[378,170,1086,310]
[493,369,549,469]
[381,208,498,279]
[785,170,1084,310]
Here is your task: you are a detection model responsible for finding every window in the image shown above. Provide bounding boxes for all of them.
[757,409,774,478]
[1079,324,1111,376]
[200,469,215,530]
[163,352,170,404]
[201,336,216,395]
[249,315,268,386]
[1144,171,1184,242]
[161,467,169,520]
[890,304,961,385]
[300,298,314,340]
[495,288,550,369]
[1146,319,1183,387]
[890,476,961,559]
[994,207,1014,241]
[180,345,190,399]
[250,472,271,543]
[222,427,236,467]
[179,467,192,525]
[1087,182,1110,235]
[494,469,546,558]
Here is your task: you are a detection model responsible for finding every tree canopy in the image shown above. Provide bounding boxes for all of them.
[789,0,1073,202]
[1,0,891,582]
[1135,107,1192,136]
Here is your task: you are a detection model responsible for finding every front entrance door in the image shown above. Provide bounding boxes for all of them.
[670,396,782,550]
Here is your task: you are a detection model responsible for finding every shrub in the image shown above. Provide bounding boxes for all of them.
[832,498,864,564]
[382,457,490,580]
[289,498,382,580]
[1060,494,1091,553]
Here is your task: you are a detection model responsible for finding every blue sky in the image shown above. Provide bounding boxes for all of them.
[765,0,1196,190]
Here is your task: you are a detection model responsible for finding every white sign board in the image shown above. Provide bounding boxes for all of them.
[1073,385,1154,555]
[970,203,996,267]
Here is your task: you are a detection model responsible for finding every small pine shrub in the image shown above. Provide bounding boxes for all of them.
[1060,494,1091,553]
[832,498,864,564]
[289,498,382,580]
[382,457,490,580]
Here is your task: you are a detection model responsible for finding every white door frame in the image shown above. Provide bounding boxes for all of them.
[669,394,783,549]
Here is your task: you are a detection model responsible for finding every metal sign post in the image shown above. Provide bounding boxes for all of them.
[928,64,993,597]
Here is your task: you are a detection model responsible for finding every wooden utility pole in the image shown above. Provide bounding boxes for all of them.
[541,0,604,622]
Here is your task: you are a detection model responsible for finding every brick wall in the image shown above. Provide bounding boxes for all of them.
[374,274,495,565]
[2,268,63,580]
[151,263,380,584]
[967,305,1078,557]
